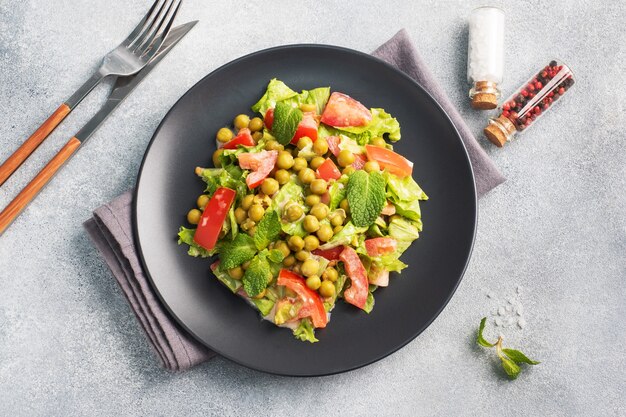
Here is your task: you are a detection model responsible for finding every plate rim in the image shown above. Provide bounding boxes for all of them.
[133,43,478,376]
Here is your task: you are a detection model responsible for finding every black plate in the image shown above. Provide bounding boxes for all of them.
[134,45,476,376]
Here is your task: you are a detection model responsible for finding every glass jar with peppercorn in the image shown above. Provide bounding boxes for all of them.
[484,59,575,147]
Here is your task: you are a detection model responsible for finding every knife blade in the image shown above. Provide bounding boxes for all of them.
[75,21,198,143]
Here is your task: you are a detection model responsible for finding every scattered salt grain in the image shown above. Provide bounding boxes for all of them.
[487,292,495,299]
[516,285,522,294]
[495,318,503,326]
[516,304,524,315]
[498,306,505,316]
[518,318,527,329]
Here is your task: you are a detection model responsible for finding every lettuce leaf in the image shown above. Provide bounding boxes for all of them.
[293,318,318,343]
[271,181,308,237]
[318,221,367,249]
[250,297,275,317]
[251,79,298,115]
[211,262,242,293]
[177,227,215,257]
[336,108,401,143]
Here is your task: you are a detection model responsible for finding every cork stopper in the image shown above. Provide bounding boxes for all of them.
[484,115,516,147]
[470,81,499,110]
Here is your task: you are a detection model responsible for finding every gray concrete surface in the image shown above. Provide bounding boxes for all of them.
[1,0,624,415]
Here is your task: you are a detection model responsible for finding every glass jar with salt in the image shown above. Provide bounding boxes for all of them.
[467,6,505,110]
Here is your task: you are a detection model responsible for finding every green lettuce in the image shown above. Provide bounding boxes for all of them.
[384,171,427,224]
[251,79,330,116]
[271,181,308,237]
[198,167,247,204]
[177,227,215,257]
[318,221,367,249]
[250,297,275,317]
[293,318,318,343]
[211,263,242,293]
[388,217,420,253]
[336,108,401,143]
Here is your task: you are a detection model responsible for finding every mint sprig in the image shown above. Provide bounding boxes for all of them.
[477,317,540,380]
[272,102,303,145]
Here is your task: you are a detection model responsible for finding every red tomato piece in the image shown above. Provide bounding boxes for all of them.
[222,128,255,150]
[312,246,345,261]
[277,269,328,328]
[321,92,372,127]
[316,158,342,181]
[351,153,367,170]
[365,145,413,178]
[264,108,274,129]
[193,187,236,251]
[364,237,397,257]
[326,136,341,156]
[339,247,369,309]
[290,112,319,144]
[237,150,278,188]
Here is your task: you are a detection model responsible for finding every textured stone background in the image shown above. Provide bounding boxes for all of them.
[0,1,624,416]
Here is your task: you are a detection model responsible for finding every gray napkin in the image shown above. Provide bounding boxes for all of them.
[84,29,505,372]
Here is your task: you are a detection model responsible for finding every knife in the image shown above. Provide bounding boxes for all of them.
[0,21,198,235]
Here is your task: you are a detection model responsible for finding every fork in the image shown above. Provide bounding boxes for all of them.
[0,0,182,186]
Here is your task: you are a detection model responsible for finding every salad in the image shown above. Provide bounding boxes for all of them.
[178,79,428,342]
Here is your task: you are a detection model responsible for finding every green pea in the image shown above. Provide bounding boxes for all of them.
[234,207,247,224]
[364,161,380,173]
[310,156,325,170]
[298,168,316,184]
[301,259,320,277]
[306,275,322,290]
[228,267,244,280]
[241,194,255,210]
[333,225,343,234]
[216,127,233,143]
[309,179,328,195]
[283,255,296,267]
[319,280,336,297]
[261,178,279,196]
[288,235,305,252]
[197,195,210,210]
[286,204,303,222]
[295,250,310,261]
[370,136,387,147]
[275,169,291,185]
[299,103,316,113]
[292,157,308,172]
[342,166,356,176]
[212,148,224,167]
[303,215,320,233]
[248,204,265,222]
[340,199,350,213]
[310,203,329,220]
[276,150,294,170]
[265,140,284,151]
[248,117,264,132]
[316,224,333,242]
[274,241,291,258]
[303,235,319,251]
[337,150,355,167]
[252,131,263,142]
[187,209,202,225]
[297,136,313,150]
[322,267,338,282]
[313,137,329,155]
[234,114,250,130]
[305,194,321,207]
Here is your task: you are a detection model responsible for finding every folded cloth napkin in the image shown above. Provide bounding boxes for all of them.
[84,29,505,372]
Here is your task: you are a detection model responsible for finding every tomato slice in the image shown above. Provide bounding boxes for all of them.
[277,269,328,328]
[290,112,319,144]
[351,153,367,170]
[264,108,274,129]
[326,136,341,156]
[312,246,345,261]
[193,187,236,251]
[237,150,278,188]
[365,145,413,178]
[364,237,397,257]
[316,158,342,181]
[321,92,372,127]
[222,128,255,150]
[339,246,369,309]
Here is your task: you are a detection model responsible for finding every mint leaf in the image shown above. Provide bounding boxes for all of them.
[242,253,271,297]
[477,317,496,347]
[502,348,540,365]
[254,210,281,250]
[267,249,285,263]
[219,233,257,269]
[347,170,386,227]
[500,356,521,379]
[272,102,303,145]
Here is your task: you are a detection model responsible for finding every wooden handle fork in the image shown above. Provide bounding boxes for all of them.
[0,103,71,186]
[0,137,81,235]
